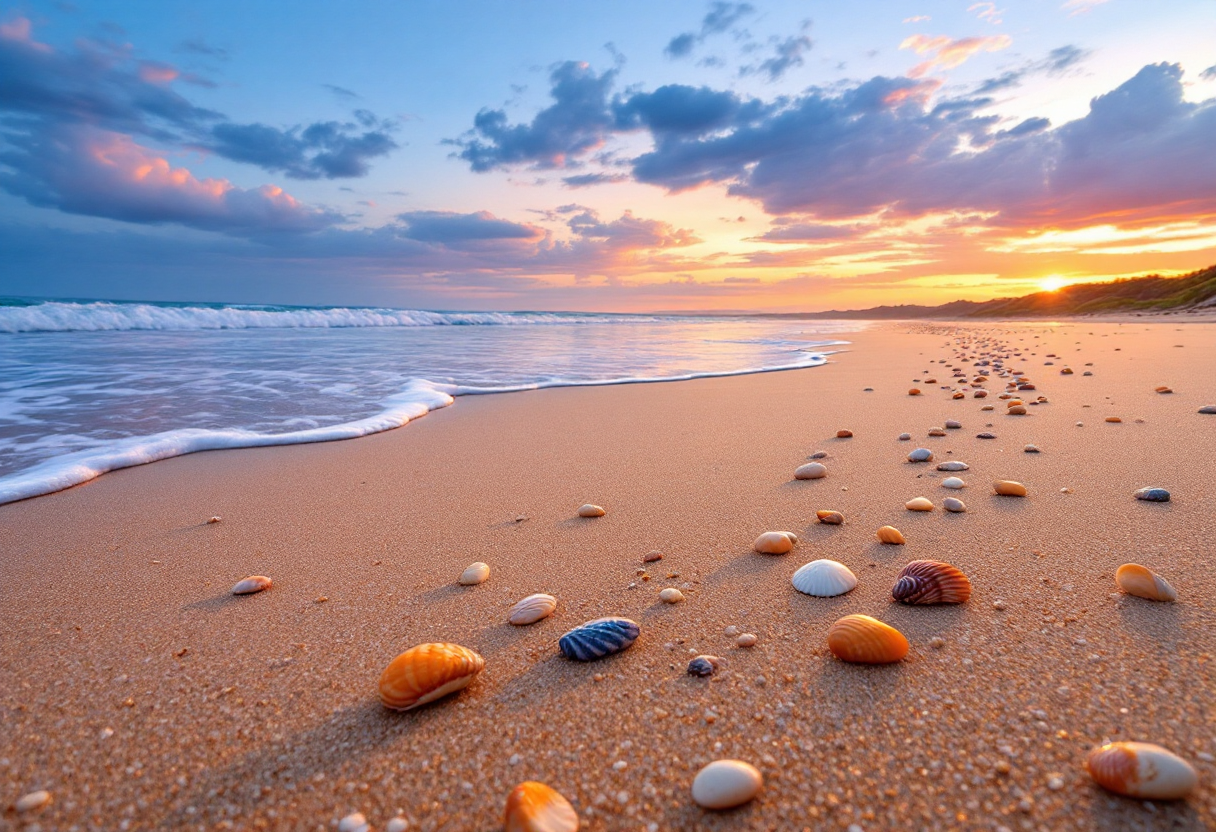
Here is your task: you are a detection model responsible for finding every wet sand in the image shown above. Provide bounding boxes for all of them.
[2,321,1214,831]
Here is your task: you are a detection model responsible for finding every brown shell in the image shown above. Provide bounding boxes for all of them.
[892,560,972,604]
[1086,742,1198,800]
[378,643,485,711]
[504,781,580,832]
[1115,563,1177,602]
[876,525,906,545]
[816,509,844,525]
[827,615,909,664]
[908,388,922,396]
[994,480,1027,497]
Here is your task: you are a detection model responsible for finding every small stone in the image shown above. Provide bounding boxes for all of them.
[1155,386,1172,394]
[994,480,1027,497]
[231,575,272,595]
[908,388,922,396]
[338,812,370,832]
[387,818,410,832]
[976,432,997,439]
[515,514,528,523]
[1134,487,1170,502]
[945,419,962,429]
[736,633,758,648]
[1007,405,1027,415]
[937,461,969,471]
[1024,444,1040,453]
[14,790,51,813]
[898,433,912,441]
[928,427,946,436]
[992,600,1006,610]
[578,503,606,517]
[809,451,828,459]
[943,497,966,512]
[724,625,740,637]
[836,429,853,438]
[1199,405,1216,414]
[687,655,722,677]
[1105,416,1122,423]
[980,404,994,411]
[794,462,827,480]
[691,760,763,810]
[659,588,684,604]
[941,476,965,489]
[905,497,934,511]
[1076,421,1084,427]
[1047,775,1064,791]
[929,637,945,649]
[644,550,663,563]
[816,509,844,525]
[907,448,933,462]
[207,516,221,524]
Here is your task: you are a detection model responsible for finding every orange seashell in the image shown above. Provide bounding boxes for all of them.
[836,429,853,438]
[892,560,972,604]
[231,575,272,595]
[1115,563,1176,602]
[504,781,580,832]
[378,643,484,711]
[816,509,844,525]
[1086,742,1197,800]
[994,480,1027,497]
[876,525,906,545]
[827,615,909,664]
[952,392,965,399]
[908,388,922,396]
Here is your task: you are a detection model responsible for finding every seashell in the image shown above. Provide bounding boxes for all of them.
[14,790,51,813]
[753,531,795,554]
[458,562,490,586]
[207,516,221,524]
[794,462,827,480]
[836,429,853,438]
[1134,487,1170,502]
[1024,444,1040,453]
[509,593,558,625]
[1085,742,1198,800]
[941,477,966,489]
[1007,405,1027,415]
[905,497,934,511]
[908,388,922,396]
[231,575,272,595]
[928,427,946,436]
[577,504,605,517]
[736,633,757,647]
[898,433,912,441]
[1199,405,1216,414]
[643,550,663,563]
[977,432,997,439]
[827,615,909,664]
[692,760,763,810]
[1155,386,1172,394]
[892,560,972,604]
[952,392,965,399]
[974,390,988,398]
[558,617,640,661]
[1115,564,1176,602]
[945,420,962,429]
[876,525,906,545]
[937,461,969,471]
[994,480,1027,497]
[659,588,684,603]
[816,509,844,525]
[687,655,722,677]
[907,448,933,462]
[379,643,485,711]
[1105,416,1122,423]
[791,559,857,597]
[943,497,966,512]
[504,781,580,832]
[981,404,994,410]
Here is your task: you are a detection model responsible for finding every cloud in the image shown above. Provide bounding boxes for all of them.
[664,2,755,60]
[323,84,360,101]
[752,222,860,242]
[205,118,398,179]
[452,61,617,171]
[562,172,629,188]
[613,84,766,135]
[974,44,1089,94]
[903,15,931,23]
[1062,0,1109,16]
[1201,64,1216,81]
[741,30,813,81]
[967,3,1004,25]
[175,37,229,60]
[900,34,1013,78]
[395,210,544,249]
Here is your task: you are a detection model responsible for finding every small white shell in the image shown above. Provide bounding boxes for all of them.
[508,593,557,625]
[692,760,763,810]
[1086,742,1198,799]
[458,562,490,585]
[791,559,857,597]
[941,477,965,489]
[577,504,605,517]
[794,462,827,480]
[14,790,52,813]
[231,575,272,595]
[753,531,795,554]
[943,497,966,512]
[659,588,685,603]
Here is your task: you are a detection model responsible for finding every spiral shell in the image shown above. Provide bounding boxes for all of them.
[558,617,639,661]
[816,510,844,525]
[791,559,857,597]
[509,593,558,625]
[231,575,272,595]
[577,504,605,517]
[794,462,827,480]
[892,560,972,604]
[458,562,490,585]
[1085,742,1198,800]
[378,643,485,711]
[876,525,906,545]
[753,531,795,554]
[827,615,909,664]
[504,781,580,832]
[1115,564,1176,602]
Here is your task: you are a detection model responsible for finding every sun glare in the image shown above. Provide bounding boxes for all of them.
[1039,275,1069,292]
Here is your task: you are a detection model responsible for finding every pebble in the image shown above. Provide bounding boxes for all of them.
[387,819,409,832]
[836,429,853,438]
[338,812,370,832]
[753,531,795,555]
[994,480,1027,497]
[643,550,663,563]
[908,388,922,396]
[578,504,606,517]
[816,509,844,524]
[458,562,490,586]
[659,588,684,604]
[794,462,827,480]
[1105,416,1122,423]
[809,451,828,459]
[231,575,272,595]
[943,497,966,512]
[1023,444,1040,453]
[928,427,946,436]
[1199,405,1216,414]
[207,516,221,524]
[724,625,740,637]
[687,655,722,677]
[1076,421,1084,427]
[691,760,763,810]
[929,637,946,649]
[1134,487,1170,502]
[992,600,1006,610]
[907,447,933,462]
[1155,386,1173,394]
[14,790,51,813]
[941,476,965,489]
[736,633,757,648]
[980,404,994,411]
[945,419,962,429]
[937,461,969,471]
[976,432,997,439]
[898,432,912,441]
[905,497,934,511]
[1007,405,1027,415]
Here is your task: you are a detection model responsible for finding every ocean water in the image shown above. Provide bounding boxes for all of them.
[0,299,858,504]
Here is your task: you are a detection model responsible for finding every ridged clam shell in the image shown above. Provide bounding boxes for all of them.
[504,781,580,832]
[577,504,605,517]
[753,531,795,554]
[791,559,857,597]
[458,562,490,585]
[1115,564,1176,602]
[827,615,909,664]
[941,477,965,489]
[378,643,485,711]
[692,760,763,810]
[907,448,933,462]
[876,525,906,545]
[1134,487,1170,502]
[905,497,934,511]
[687,655,722,677]
[1085,742,1198,800]
[231,575,272,595]
[509,593,558,625]
[794,462,827,480]
[943,497,966,512]
[558,617,639,661]
[994,480,1027,496]
[892,560,972,604]
[816,510,844,525]
[937,461,969,471]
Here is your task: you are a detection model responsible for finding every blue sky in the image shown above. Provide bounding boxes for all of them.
[2,1,1215,311]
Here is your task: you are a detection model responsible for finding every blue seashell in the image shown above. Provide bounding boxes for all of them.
[1134,487,1170,502]
[559,617,640,661]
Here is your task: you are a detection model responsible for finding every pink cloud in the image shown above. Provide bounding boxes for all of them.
[137,61,180,85]
[900,34,1013,78]
[0,16,51,52]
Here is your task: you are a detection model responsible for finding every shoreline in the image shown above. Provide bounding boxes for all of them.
[2,321,1214,830]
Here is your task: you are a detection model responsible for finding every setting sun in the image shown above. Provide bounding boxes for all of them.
[1039,275,1069,292]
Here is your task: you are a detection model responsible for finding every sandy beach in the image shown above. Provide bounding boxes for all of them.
[2,320,1214,831]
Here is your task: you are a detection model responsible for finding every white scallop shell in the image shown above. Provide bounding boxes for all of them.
[458,562,490,585]
[791,559,858,597]
[508,593,557,625]
[941,476,966,489]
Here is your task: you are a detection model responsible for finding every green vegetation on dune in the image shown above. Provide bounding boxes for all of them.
[968,264,1216,317]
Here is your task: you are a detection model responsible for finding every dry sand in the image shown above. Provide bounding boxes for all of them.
[1,321,1214,831]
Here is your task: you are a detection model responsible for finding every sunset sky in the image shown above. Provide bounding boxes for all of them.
[2,0,1215,312]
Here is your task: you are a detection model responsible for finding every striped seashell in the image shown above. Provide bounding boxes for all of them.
[937,461,969,471]
[1085,742,1198,800]
[876,525,906,545]
[816,509,844,525]
[791,559,857,597]
[509,593,558,625]
[687,655,722,677]
[577,504,605,517]
[753,531,795,554]
[504,781,580,832]
[378,643,485,711]
[231,575,272,595]
[558,617,640,661]
[994,480,1027,496]
[827,615,909,664]
[458,562,490,585]
[794,462,827,480]
[1115,564,1176,602]
[905,497,934,511]
[892,560,972,604]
